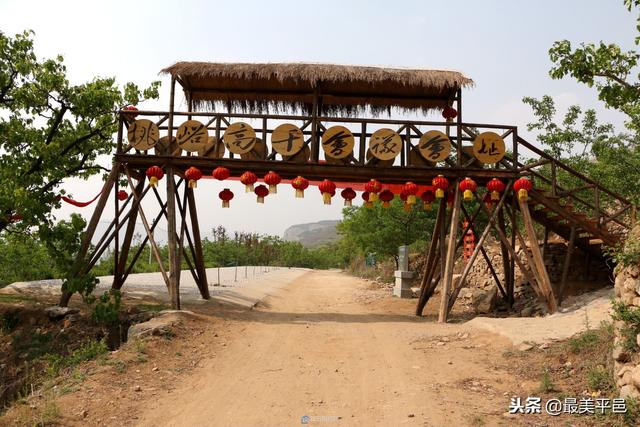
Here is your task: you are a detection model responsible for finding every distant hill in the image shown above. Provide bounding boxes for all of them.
[283,220,340,248]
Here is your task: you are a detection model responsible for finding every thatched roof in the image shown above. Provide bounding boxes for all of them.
[161,62,473,116]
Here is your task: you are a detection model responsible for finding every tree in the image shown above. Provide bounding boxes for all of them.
[338,197,436,267]
[0,30,160,234]
[548,1,640,133]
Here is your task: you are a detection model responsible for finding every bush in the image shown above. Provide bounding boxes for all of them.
[611,299,640,353]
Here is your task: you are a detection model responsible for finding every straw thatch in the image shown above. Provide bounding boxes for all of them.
[161,62,473,116]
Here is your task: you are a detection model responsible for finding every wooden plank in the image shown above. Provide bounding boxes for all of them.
[166,77,181,310]
[438,183,461,323]
[519,198,558,313]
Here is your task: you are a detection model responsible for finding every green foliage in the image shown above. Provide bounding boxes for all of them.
[0,30,160,234]
[44,339,108,377]
[612,299,640,353]
[567,329,600,354]
[548,1,640,133]
[607,236,640,267]
[539,368,556,393]
[338,197,436,265]
[0,311,19,333]
[586,366,616,392]
[91,289,121,326]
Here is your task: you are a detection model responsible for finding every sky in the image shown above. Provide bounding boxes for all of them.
[0,0,637,240]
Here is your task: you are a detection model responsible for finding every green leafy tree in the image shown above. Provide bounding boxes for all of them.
[548,0,640,133]
[338,197,436,267]
[0,30,160,234]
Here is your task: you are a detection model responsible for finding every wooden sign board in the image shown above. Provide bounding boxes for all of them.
[176,120,209,152]
[322,125,354,160]
[271,123,304,156]
[223,122,257,154]
[127,119,159,150]
[198,136,225,158]
[473,131,506,164]
[369,128,402,161]
[155,136,181,156]
[418,130,451,162]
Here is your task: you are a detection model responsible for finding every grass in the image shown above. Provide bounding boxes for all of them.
[539,368,556,393]
[44,339,108,377]
[0,294,35,304]
[567,329,601,354]
[586,365,616,393]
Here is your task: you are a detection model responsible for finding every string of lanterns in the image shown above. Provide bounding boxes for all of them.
[139,165,530,211]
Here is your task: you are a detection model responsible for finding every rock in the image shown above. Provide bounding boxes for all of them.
[520,306,534,317]
[613,345,631,363]
[134,385,141,392]
[620,384,640,400]
[128,311,194,339]
[538,343,550,350]
[518,343,533,351]
[631,367,640,389]
[618,366,633,378]
[470,287,498,314]
[45,306,79,320]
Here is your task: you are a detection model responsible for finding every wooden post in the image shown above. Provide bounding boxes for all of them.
[559,226,576,305]
[519,198,558,312]
[166,77,181,310]
[438,184,461,323]
[187,187,210,299]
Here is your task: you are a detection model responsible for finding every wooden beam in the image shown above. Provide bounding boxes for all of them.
[59,165,120,307]
[559,226,576,305]
[415,199,446,315]
[438,183,461,323]
[519,198,558,313]
[447,185,512,313]
[112,177,146,290]
[124,169,170,288]
[187,187,210,299]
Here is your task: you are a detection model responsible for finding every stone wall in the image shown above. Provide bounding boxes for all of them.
[613,226,640,399]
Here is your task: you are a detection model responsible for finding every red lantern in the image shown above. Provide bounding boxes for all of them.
[264,171,281,194]
[212,166,230,181]
[514,177,533,201]
[483,192,494,209]
[364,179,382,202]
[117,190,128,201]
[459,177,477,201]
[146,166,164,187]
[399,191,411,212]
[432,175,449,199]
[219,188,234,208]
[421,190,435,211]
[123,105,139,119]
[9,214,23,223]
[403,182,419,205]
[292,176,309,198]
[254,184,269,203]
[379,189,395,208]
[319,179,336,205]
[362,191,373,209]
[240,171,258,192]
[486,178,506,201]
[185,167,202,189]
[442,106,457,121]
[341,187,357,207]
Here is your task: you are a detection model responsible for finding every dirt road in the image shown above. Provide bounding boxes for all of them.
[137,270,518,427]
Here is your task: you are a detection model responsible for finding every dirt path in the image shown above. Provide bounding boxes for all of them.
[136,270,518,427]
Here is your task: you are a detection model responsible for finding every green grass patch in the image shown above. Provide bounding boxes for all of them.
[539,368,557,393]
[567,329,601,354]
[586,365,615,393]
